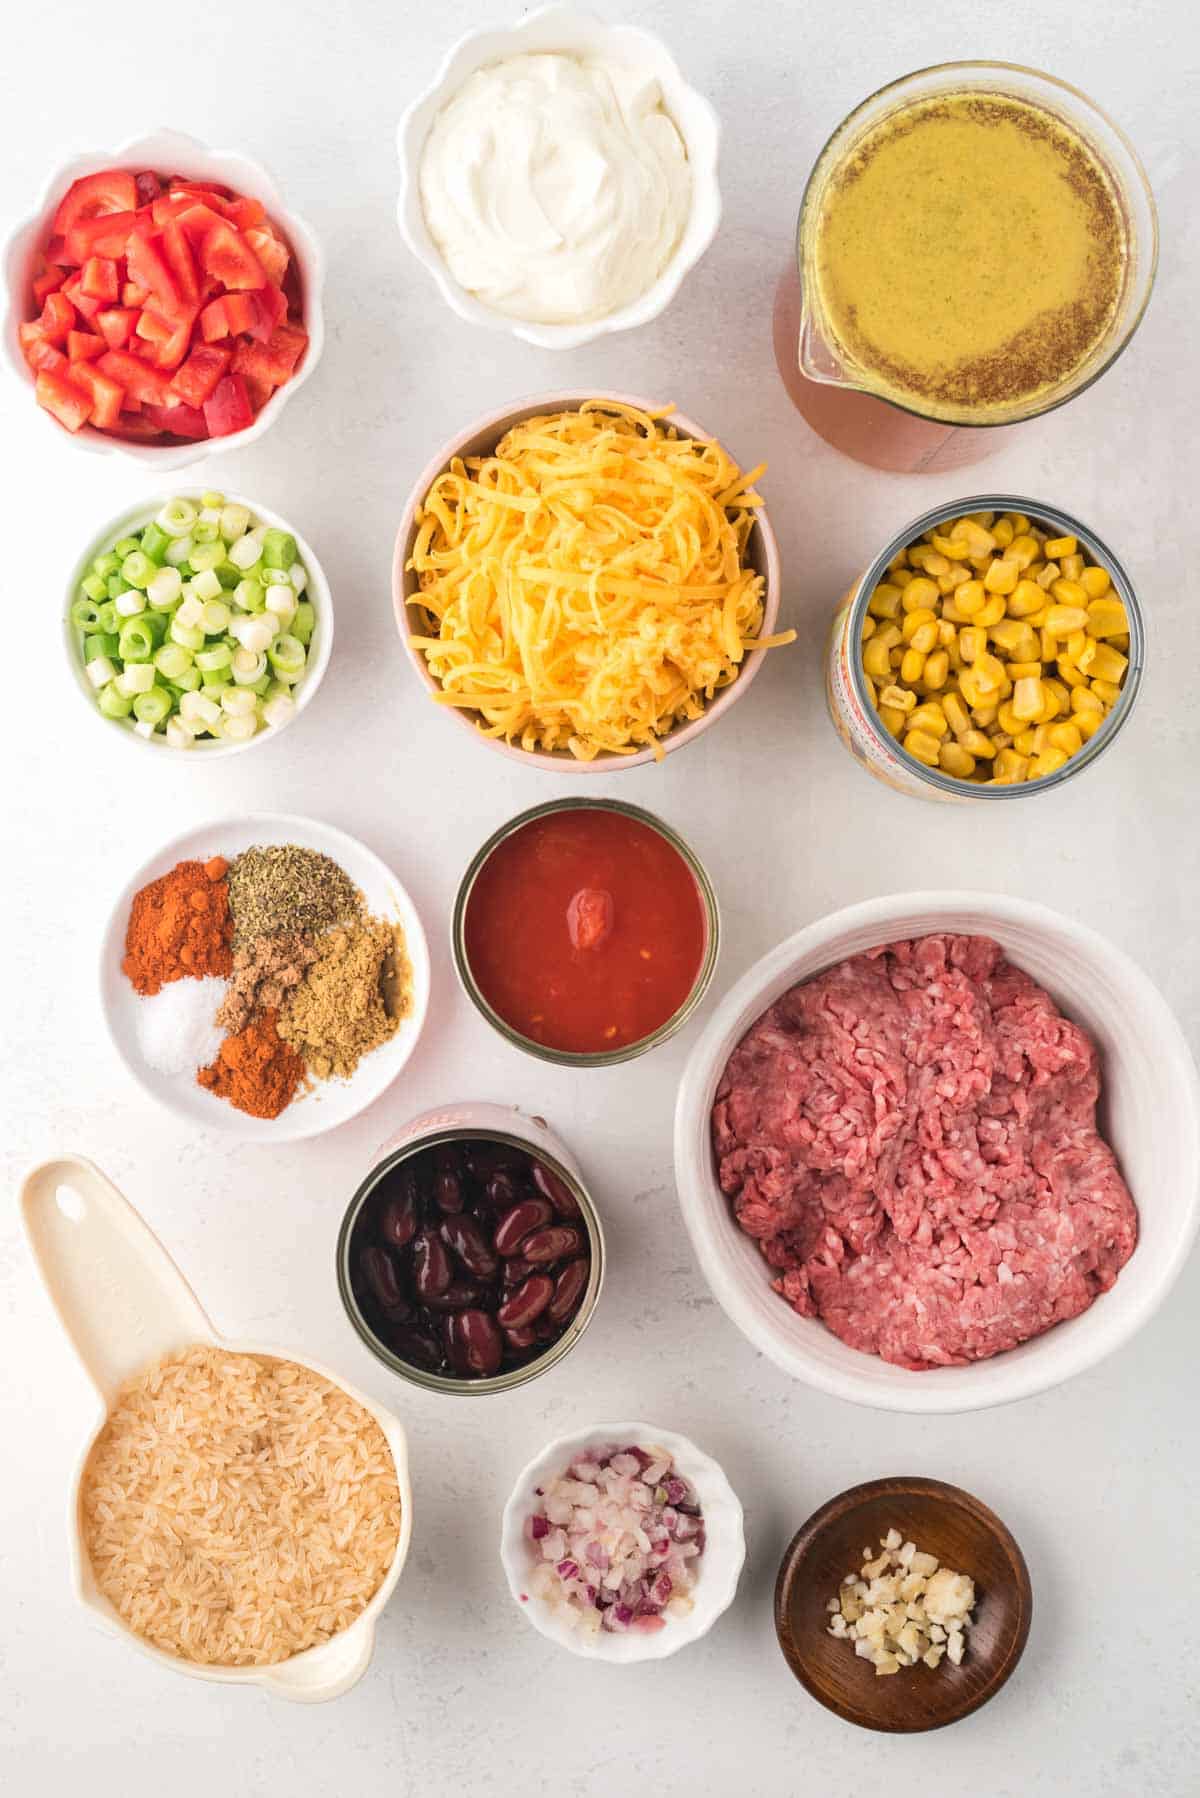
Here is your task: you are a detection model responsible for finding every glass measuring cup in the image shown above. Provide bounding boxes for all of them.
[774,62,1158,472]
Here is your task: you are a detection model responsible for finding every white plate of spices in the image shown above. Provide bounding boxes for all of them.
[99,813,431,1141]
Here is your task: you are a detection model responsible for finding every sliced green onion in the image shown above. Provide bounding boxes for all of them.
[222,712,259,742]
[200,600,230,634]
[228,534,262,572]
[165,535,194,567]
[157,497,198,538]
[106,576,130,601]
[133,687,172,726]
[221,686,257,718]
[81,572,108,603]
[292,602,315,645]
[71,597,101,632]
[98,684,134,720]
[232,648,268,686]
[84,632,120,661]
[92,552,121,579]
[115,588,147,618]
[170,618,205,652]
[191,518,220,544]
[235,577,265,612]
[170,666,202,693]
[85,655,116,689]
[189,540,225,573]
[201,665,233,689]
[268,634,306,680]
[220,503,251,541]
[201,490,225,509]
[121,550,155,589]
[196,643,233,672]
[154,644,193,681]
[288,563,308,595]
[140,521,171,565]
[116,663,156,697]
[147,567,183,609]
[261,528,297,571]
[118,618,155,663]
[96,601,120,634]
[190,568,223,602]
[114,536,140,558]
[215,561,241,590]
[263,567,292,587]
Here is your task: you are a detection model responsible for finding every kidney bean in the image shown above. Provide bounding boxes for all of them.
[502,1323,540,1351]
[440,1215,499,1280]
[547,1257,589,1323]
[420,1280,486,1312]
[433,1145,465,1213]
[387,1323,442,1370]
[359,1244,403,1311]
[521,1225,584,1265]
[502,1254,534,1288]
[497,1273,555,1330]
[494,1198,553,1257]
[446,1309,503,1378]
[532,1161,582,1218]
[412,1227,453,1299]
[465,1141,525,1178]
[484,1169,520,1209]
[378,1172,420,1248]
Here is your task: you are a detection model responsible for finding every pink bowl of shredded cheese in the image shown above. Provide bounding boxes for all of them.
[500,1422,745,1661]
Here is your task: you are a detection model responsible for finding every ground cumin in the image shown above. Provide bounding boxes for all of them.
[278,919,411,1080]
[196,1010,306,1119]
[123,857,233,996]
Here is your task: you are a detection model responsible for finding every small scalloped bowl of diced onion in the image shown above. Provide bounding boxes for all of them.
[499,1422,745,1662]
[64,487,332,756]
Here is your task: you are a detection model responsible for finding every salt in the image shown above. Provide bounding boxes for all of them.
[136,977,227,1076]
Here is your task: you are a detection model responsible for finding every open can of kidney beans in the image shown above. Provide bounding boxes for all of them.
[826,494,1145,802]
[337,1103,605,1396]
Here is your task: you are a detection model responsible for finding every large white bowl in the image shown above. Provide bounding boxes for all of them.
[499,1421,745,1661]
[101,813,430,1142]
[3,128,324,468]
[674,893,1200,1414]
[396,6,721,349]
[64,488,333,760]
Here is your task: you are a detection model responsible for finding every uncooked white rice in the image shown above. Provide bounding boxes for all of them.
[81,1344,401,1667]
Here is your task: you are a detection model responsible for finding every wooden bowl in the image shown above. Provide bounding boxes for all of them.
[774,1476,1032,1733]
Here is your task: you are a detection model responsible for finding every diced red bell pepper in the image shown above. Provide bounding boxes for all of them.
[126,226,183,316]
[135,308,173,346]
[231,324,308,389]
[202,373,254,436]
[45,234,77,267]
[122,280,150,308]
[36,368,93,431]
[169,342,231,408]
[135,170,163,206]
[224,195,267,233]
[65,211,138,263]
[198,296,231,341]
[105,413,164,440]
[239,371,274,414]
[144,400,209,440]
[96,306,139,349]
[153,308,198,370]
[60,276,104,323]
[200,221,266,292]
[80,257,119,302]
[70,361,124,429]
[244,283,289,342]
[32,267,66,306]
[167,180,231,208]
[52,170,138,237]
[198,291,259,341]
[68,330,105,362]
[96,347,171,406]
[19,325,68,376]
[174,201,227,248]
[39,290,76,341]
[244,226,289,289]
[161,219,200,306]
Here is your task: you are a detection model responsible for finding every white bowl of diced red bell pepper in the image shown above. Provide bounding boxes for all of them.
[2,129,324,467]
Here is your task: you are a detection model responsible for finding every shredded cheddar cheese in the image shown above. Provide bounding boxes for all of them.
[408,400,794,760]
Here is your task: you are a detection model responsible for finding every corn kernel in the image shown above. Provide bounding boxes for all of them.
[1086,598,1128,638]
[938,742,976,777]
[959,729,997,758]
[866,675,879,706]
[923,552,951,576]
[943,693,970,736]
[907,701,947,736]
[863,638,893,680]
[891,567,913,588]
[1088,643,1128,683]
[1075,711,1103,741]
[911,621,940,654]
[1061,554,1084,581]
[1045,604,1089,635]
[1064,629,1088,663]
[931,531,970,560]
[996,747,1030,782]
[941,562,971,592]
[975,595,1007,627]
[1050,578,1087,608]
[874,623,902,653]
[1029,747,1070,779]
[990,619,1037,658]
[1057,660,1087,688]
[902,576,940,612]
[903,728,943,766]
[940,600,968,625]
[888,549,908,572]
[1014,728,1039,755]
[973,652,1007,692]
[997,700,1023,736]
[878,703,906,738]
[1006,513,1031,534]
[1006,661,1043,681]
[922,650,950,690]
[1008,533,1039,570]
[1071,686,1104,715]
[867,584,903,620]
[1007,579,1045,617]
[1036,562,1060,589]
[861,615,877,641]
[946,638,963,670]
[956,580,987,617]
[959,626,985,663]
[1013,676,1045,721]
[1112,632,1130,653]
[1091,678,1122,706]
[1047,721,1083,755]
[900,648,926,684]
[879,684,917,714]
[1080,565,1111,598]
[991,518,1014,548]
[984,558,1019,595]
[971,702,999,728]
[901,607,937,642]
[953,518,997,555]
[1043,535,1077,559]
[1036,687,1064,723]
[937,620,958,648]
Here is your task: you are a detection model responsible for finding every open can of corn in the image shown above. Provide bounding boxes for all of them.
[826,495,1144,801]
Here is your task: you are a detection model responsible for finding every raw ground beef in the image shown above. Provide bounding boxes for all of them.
[712,934,1137,1370]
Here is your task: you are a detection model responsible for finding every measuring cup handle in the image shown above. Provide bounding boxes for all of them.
[257,1619,376,1703]
[19,1154,215,1404]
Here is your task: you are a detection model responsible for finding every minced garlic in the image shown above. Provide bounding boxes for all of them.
[826,1529,976,1675]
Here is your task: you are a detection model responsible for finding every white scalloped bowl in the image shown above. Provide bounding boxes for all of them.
[397,6,721,349]
[3,129,325,468]
[674,893,1200,1414]
[499,1422,745,1661]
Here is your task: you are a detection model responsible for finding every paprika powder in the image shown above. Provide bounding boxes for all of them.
[196,1010,306,1119]
[123,857,234,996]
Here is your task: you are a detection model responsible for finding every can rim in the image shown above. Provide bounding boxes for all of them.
[845,494,1144,800]
[795,60,1159,429]
[451,797,721,1065]
[336,1126,606,1396]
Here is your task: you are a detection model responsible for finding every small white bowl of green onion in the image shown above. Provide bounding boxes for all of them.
[65,488,333,755]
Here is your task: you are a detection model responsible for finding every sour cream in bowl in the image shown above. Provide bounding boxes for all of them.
[397,8,721,349]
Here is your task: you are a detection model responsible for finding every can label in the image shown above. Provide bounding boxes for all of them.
[825,585,964,802]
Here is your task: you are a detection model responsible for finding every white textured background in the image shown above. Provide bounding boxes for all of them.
[2,2,1197,1793]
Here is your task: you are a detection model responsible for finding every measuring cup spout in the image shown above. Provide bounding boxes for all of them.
[19,1155,214,1404]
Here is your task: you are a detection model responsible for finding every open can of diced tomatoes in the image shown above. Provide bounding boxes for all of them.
[826,495,1145,801]
[452,798,720,1066]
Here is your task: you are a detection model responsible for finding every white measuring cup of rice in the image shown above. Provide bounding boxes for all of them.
[19,1154,414,1701]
